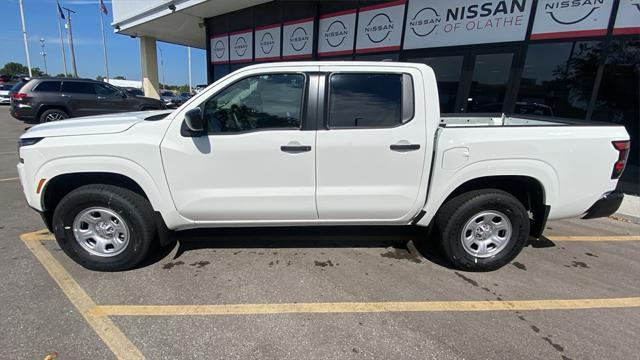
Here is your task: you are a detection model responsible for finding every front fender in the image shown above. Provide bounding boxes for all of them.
[417,159,559,226]
[35,155,189,229]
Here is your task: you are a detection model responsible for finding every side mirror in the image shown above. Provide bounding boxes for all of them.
[184,107,204,133]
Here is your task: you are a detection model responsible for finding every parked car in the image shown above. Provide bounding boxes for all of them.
[160,90,183,108]
[123,87,145,97]
[0,83,13,104]
[10,78,165,123]
[17,62,630,271]
[194,84,208,93]
[180,92,192,101]
[0,74,12,83]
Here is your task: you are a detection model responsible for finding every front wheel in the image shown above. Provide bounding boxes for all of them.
[435,189,529,271]
[52,184,157,271]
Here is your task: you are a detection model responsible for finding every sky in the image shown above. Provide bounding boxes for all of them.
[0,0,207,86]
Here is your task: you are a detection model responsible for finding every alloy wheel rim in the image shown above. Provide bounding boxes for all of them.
[72,207,130,257]
[460,210,512,258]
[45,112,64,122]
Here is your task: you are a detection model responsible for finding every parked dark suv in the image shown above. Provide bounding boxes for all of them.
[10,78,165,123]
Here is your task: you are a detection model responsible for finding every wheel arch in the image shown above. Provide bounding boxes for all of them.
[36,104,71,121]
[418,160,559,237]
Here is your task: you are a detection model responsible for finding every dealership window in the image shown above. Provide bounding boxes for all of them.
[328,73,403,128]
[203,73,305,134]
[592,38,639,166]
[355,53,399,62]
[517,41,603,119]
[410,56,463,113]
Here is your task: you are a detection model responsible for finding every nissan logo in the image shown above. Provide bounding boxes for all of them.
[234,36,248,57]
[365,13,393,43]
[324,20,348,48]
[544,0,602,25]
[214,40,225,59]
[409,7,441,37]
[260,32,275,54]
[289,26,309,52]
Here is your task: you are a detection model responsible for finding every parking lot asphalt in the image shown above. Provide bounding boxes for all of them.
[0,106,639,359]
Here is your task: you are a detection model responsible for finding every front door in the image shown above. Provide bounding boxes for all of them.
[315,66,428,222]
[161,72,318,223]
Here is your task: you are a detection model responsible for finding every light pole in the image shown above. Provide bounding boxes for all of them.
[40,38,48,75]
[62,7,78,77]
[18,0,32,77]
[158,45,165,90]
[188,46,192,94]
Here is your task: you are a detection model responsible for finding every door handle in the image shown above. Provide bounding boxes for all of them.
[281,145,312,153]
[390,144,420,151]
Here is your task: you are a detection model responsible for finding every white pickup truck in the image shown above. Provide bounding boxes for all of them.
[17,62,630,271]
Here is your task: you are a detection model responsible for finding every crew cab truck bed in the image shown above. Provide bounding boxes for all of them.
[17,61,630,272]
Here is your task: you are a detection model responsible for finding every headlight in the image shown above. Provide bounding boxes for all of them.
[18,137,44,149]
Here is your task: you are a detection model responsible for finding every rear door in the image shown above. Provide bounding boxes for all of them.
[61,81,100,117]
[316,65,428,222]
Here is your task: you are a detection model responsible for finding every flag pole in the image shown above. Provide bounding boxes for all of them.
[56,1,68,77]
[18,0,33,77]
[98,0,110,82]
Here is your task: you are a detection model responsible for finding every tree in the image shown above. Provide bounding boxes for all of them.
[0,62,29,76]
[114,75,126,80]
[0,62,46,77]
[96,75,105,82]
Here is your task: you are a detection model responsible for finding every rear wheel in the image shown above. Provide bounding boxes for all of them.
[39,109,68,123]
[435,189,529,271]
[52,184,157,271]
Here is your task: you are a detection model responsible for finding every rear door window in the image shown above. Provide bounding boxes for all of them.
[33,81,62,92]
[62,81,96,94]
[328,73,405,128]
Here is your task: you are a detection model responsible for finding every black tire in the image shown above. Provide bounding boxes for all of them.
[435,189,529,272]
[52,184,157,271]
[39,109,69,123]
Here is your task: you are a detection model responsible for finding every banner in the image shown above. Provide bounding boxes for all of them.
[613,0,640,35]
[282,17,314,60]
[531,0,614,40]
[318,9,357,57]
[403,0,533,49]
[356,0,406,54]
[210,34,228,64]
[229,30,253,63]
[255,24,281,61]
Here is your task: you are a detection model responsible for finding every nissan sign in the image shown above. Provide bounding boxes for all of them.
[356,0,406,54]
[531,0,614,40]
[318,9,357,57]
[404,0,533,50]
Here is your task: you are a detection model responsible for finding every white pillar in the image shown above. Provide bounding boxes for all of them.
[140,36,160,99]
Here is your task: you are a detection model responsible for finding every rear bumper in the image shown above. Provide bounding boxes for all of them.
[10,104,36,121]
[582,192,624,219]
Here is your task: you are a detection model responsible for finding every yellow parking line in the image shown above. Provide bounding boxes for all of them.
[0,177,19,182]
[20,234,144,359]
[91,297,640,317]
[546,235,640,241]
[21,229,55,241]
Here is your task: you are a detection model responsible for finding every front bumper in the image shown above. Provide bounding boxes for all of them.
[582,191,624,219]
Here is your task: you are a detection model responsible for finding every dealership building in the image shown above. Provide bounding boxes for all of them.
[111,0,639,186]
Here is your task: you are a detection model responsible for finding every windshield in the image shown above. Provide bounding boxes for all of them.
[0,84,14,90]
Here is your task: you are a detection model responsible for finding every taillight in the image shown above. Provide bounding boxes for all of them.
[611,140,630,179]
[11,92,27,100]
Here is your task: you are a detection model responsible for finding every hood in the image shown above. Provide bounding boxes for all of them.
[21,110,173,138]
